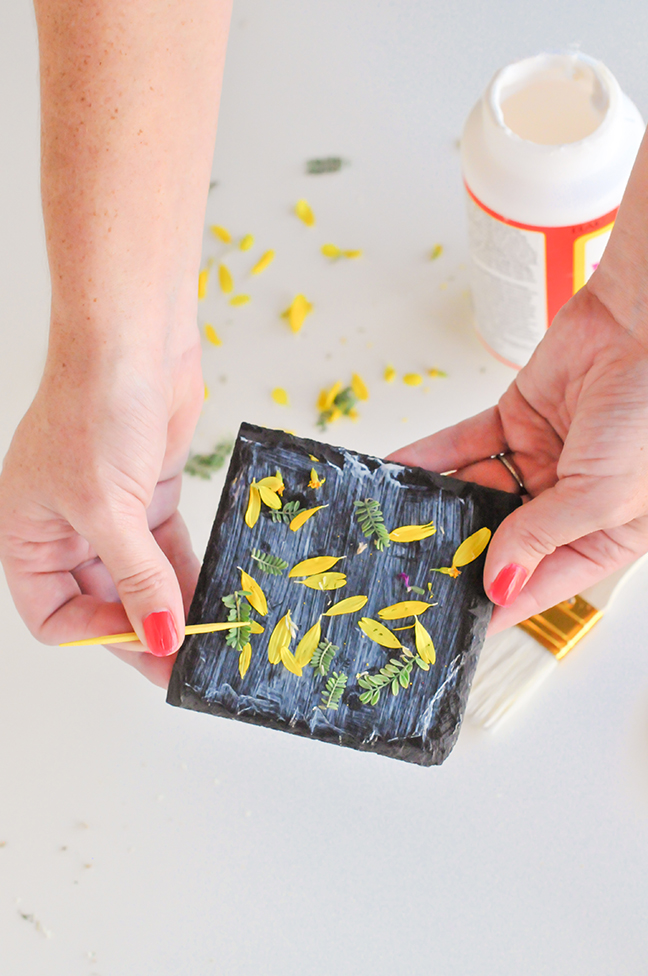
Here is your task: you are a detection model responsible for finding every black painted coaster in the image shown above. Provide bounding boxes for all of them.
[167,423,520,765]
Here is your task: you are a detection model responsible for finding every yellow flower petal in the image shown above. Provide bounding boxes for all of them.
[271,387,290,406]
[289,505,328,531]
[280,643,303,676]
[324,595,368,616]
[430,244,443,261]
[204,324,222,347]
[295,199,315,226]
[321,381,342,412]
[358,618,402,649]
[388,521,436,543]
[294,619,321,667]
[403,373,423,387]
[308,467,326,489]
[251,250,275,275]
[211,225,232,243]
[351,373,369,401]
[378,601,432,619]
[245,485,261,528]
[289,555,342,578]
[249,620,265,634]
[298,572,347,591]
[321,244,341,259]
[240,569,268,616]
[268,612,292,665]
[238,642,252,677]
[414,618,436,665]
[452,527,492,569]
[342,249,363,259]
[430,566,461,578]
[384,365,397,383]
[427,368,448,378]
[230,294,250,306]
[282,294,313,334]
[204,383,210,400]
[258,485,282,510]
[240,233,254,251]
[218,263,233,294]
[256,476,283,491]
[198,268,209,300]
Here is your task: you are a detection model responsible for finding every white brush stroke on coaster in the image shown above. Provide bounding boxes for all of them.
[466,556,648,729]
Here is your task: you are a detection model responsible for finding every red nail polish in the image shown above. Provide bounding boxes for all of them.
[490,564,528,606]
[143,610,178,657]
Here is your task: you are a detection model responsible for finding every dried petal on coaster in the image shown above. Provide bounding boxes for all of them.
[388,520,436,543]
[378,601,432,619]
[288,555,343,578]
[298,572,347,591]
[289,505,328,531]
[168,422,521,766]
[324,595,368,616]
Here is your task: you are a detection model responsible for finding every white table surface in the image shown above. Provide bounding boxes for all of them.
[2,1,648,973]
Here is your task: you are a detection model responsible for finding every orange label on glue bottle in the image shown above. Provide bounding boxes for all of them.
[461,53,644,368]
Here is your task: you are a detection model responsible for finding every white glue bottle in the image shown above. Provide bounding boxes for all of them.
[461,52,645,368]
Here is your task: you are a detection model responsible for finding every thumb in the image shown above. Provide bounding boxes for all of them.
[88,509,185,656]
[484,480,606,606]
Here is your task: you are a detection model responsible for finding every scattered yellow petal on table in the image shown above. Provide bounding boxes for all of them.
[321,243,341,258]
[230,294,250,306]
[378,601,432,619]
[358,618,402,649]
[427,368,448,378]
[318,381,342,412]
[282,294,313,333]
[388,520,436,543]
[384,365,396,383]
[245,485,261,528]
[324,595,368,616]
[240,233,254,251]
[452,528,492,568]
[430,244,444,260]
[198,268,209,300]
[343,249,363,259]
[295,198,315,226]
[271,387,290,406]
[211,225,232,243]
[289,505,328,531]
[219,263,233,294]
[351,373,369,401]
[251,250,275,275]
[204,324,222,346]
[204,383,209,400]
[289,555,342,578]
[403,373,423,386]
[294,619,322,667]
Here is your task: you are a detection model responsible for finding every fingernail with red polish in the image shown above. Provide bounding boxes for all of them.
[143,610,178,657]
[490,564,528,606]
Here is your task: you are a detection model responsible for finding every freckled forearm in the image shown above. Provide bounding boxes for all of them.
[34,0,231,354]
